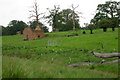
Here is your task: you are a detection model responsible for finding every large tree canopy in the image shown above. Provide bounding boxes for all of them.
[45,5,60,32]
[97,19,112,32]
[91,1,119,24]
[58,9,80,31]
[2,20,28,35]
[90,0,119,32]
[87,24,95,34]
[46,6,80,31]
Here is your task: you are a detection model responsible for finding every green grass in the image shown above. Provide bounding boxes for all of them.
[2,56,118,78]
[2,28,119,78]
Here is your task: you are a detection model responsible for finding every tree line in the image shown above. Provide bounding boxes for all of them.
[1,20,49,36]
[1,0,120,36]
[88,0,120,34]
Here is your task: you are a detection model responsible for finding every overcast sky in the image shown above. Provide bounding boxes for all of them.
[0,0,119,31]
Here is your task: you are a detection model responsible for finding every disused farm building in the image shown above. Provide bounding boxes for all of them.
[23,26,46,40]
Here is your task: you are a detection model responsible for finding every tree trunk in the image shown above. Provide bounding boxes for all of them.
[52,16,56,32]
[112,27,115,31]
[91,52,120,58]
[73,18,75,30]
[83,31,86,34]
[90,29,93,34]
[103,27,107,32]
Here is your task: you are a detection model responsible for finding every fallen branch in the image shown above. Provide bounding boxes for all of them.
[68,52,120,67]
[68,59,120,67]
[66,33,79,37]
[68,62,95,67]
[91,52,120,58]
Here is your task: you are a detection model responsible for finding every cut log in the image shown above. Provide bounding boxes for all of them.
[68,52,120,67]
[91,52,120,58]
[68,59,120,67]
[68,62,95,67]
[67,33,79,37]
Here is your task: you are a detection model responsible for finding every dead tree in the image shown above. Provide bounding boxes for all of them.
[29,0,44,25]
[71,4,82,30]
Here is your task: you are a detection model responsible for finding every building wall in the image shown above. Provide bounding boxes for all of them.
[23,27,46,40]
[34,30,45,38]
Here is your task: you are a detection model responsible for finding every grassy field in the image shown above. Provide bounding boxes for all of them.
[2,28,119,78]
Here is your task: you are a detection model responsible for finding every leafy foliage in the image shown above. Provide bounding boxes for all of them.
[2,20,28,35]
[58,9,80,31]
[97,19,112,28]
[90,0,119,32]
[87,24,96,34]
[46,5,60,31]
[97,19,113,32]
[46,6,80,31]
[28,21,49,32]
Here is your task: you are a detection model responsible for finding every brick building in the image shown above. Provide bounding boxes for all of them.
[23,26,46,40]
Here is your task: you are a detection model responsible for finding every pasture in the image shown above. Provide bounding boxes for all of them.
[2,28,119,78]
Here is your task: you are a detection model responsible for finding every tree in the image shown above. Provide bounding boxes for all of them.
[71,4,80,30]
[71,4,82,30]
[106,1,119,31]
[97,19,112,32]
[2,26,11,35]
[29,21,43,29]
[29,0,44,27]
[45,5,81,31]
[110,17,119,31]
[7,20,28,35]
[42,25,49,33]
[84,23,89,28]
[87,24,95,34]
[1,26,7,36]
[29,21,49,32]
[58,9,80,31]
[117,2,120,28]
[106,1,118,18]
[45,5,60,32]
[91,12,109,25]
[91,0,119,31]
[96,1,118,19]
